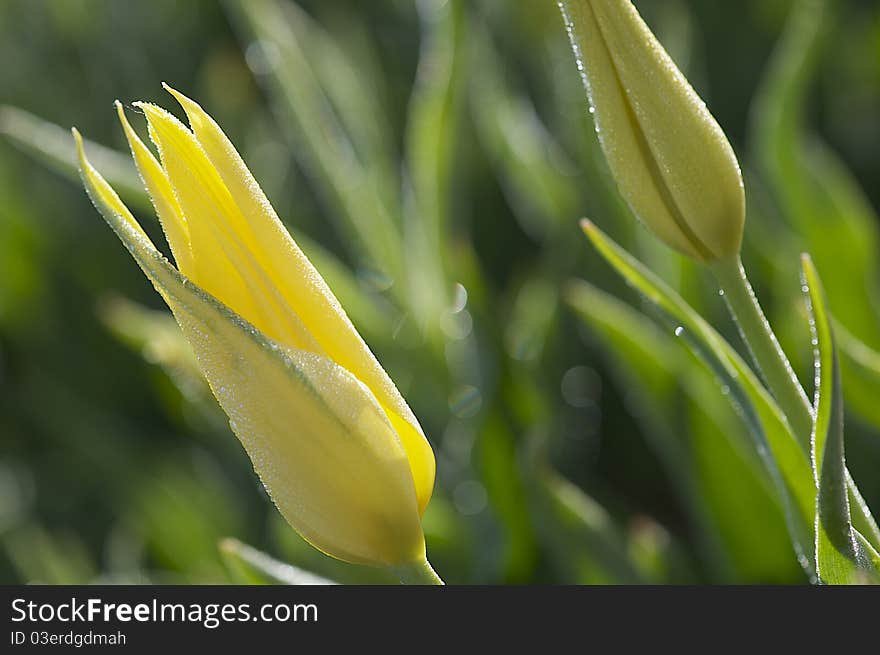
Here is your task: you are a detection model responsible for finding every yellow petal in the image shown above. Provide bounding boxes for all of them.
[76,132,426,566]
[163,85,435,514]
[135,100,323,356]
[115,101,194,276]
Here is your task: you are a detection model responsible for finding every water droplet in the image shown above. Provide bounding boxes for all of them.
[674,326,684,337]
[718,289,725,297]
[450,283,468,313]
[588,106,596,115]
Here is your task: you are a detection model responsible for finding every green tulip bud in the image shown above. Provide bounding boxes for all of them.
[559,0,745,261]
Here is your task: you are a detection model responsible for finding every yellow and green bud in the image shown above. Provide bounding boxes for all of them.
[74,86,435,570]
[559,0,745,261]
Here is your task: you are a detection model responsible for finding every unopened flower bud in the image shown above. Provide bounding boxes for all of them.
[559,0,745,261]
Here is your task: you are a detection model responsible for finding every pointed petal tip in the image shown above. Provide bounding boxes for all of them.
[71,127,85,158]
[115,101,135,134]
[162,82,193,105]
[162,84,204,122]
[132,101,176,132]
[132,100,161,115]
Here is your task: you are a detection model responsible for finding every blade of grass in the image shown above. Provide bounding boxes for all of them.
[566,278,799,581]
[477,412,540,583]
[0,105,149,209]
[225,0,403,282]
[580,219,817,577]
[751,0,880,347]
[469,22,579,240]
[529,469,646,584]
[220,538,337,585]
[402,0,466,333]
[834,322,880,429]
[801,255,880,583]
[294,7,397,202]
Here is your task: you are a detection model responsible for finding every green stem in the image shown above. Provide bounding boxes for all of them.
[392,556,445,585]
[709,255,813,445]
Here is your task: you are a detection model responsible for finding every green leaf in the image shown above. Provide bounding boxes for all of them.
[506,277,560,364]
[98,294,203,381]
[405,0,465,245]
[834,322,880,430]
[220,538,336,585]
[801,255,880,584]
[566,278,801,582]
[566,280,700,503]
[477,412,540,583]
[225,0,403,282]
[751,0,880,348]
[287,6,397,197]
[686,379,805,583]
[0,105,149,210]
[529,469,645,584]
[400,0,466,332]
[3,524,95,585]
[580,220,817,577]
[469,22,579,240]
[130,463,242,581]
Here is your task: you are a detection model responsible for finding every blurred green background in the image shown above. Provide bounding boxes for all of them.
[1,0,879,584]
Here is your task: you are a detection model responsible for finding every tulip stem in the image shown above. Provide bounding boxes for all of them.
[709,255,813,445]
[392,556,445,585]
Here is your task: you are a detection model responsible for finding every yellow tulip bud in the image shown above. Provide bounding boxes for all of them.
[73,86,435,570]
[558,0,745,261]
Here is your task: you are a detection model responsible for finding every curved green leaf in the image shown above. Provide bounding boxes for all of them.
[225,0,403,281]
[0,105,149,209]
[580,220,816,578]
[566,278,800,581]
[469,23,579,240]
[220,538,336,585]
[751,0,880,348]
[530,469,645,584]
[802,255,880,584]
[835,322,880,429]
